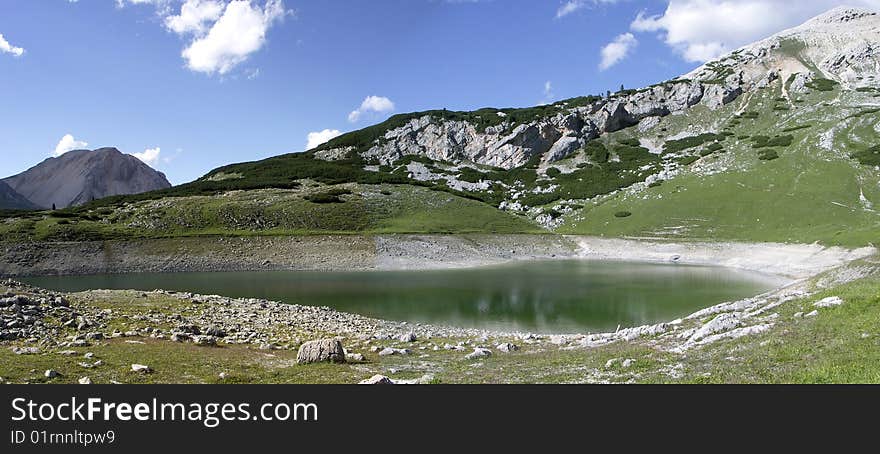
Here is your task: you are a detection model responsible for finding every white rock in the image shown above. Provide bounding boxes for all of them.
[359,375,394,385]
[465,348,492,360]
[44,370,59,378]
[813,296,843,308]
[805,310,819,318]
[131,364,152,373]
[78,377,92,385]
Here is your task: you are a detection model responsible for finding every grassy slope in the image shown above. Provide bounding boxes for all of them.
[558,79,880,247]
[0,184,540,242]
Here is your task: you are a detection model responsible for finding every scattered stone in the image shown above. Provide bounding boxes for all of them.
[192,335,218,347]
[347,353,365,362]
[793,312,804,318]
[131,364,152,374]
[496,342,519,353]
[84,352,94,359]
[813,296,844,308]
[465,348,492,360]
[605,359,618,369]
[621,359,635,369]
[805,310,819,318]
[58,350,78,356]
[398,331,417,343]
[296,339,346,364]
[219,372,228,379]
[359,375,394,385]
[11,347,40,355]
[78,377,92,385]
[44,370,59,379]
[378,347,411,356]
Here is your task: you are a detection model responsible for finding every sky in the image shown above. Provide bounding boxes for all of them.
[1,0,878,184]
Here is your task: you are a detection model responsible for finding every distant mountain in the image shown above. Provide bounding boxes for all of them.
[0,180,38,210]
[3,148,172,209]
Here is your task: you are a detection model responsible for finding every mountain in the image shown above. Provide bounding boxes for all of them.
[3,148,172,209]
[0,180,38,210]
[3,7,878,246]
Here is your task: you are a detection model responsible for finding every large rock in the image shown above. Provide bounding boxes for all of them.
[296,339,346,364]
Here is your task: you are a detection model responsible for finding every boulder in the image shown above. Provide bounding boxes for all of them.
[296,339,346,364]
[465,348,492,360]
[496,342,519,353]
[359,375,394,385]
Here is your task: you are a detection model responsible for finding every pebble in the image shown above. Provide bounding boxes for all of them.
[44,370,59,378]
[78,377,92,385]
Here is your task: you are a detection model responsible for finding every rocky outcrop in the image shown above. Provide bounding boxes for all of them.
[3,148,171,209]
[343,79,712,170]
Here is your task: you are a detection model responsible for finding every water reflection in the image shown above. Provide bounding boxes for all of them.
[22,260,784,333]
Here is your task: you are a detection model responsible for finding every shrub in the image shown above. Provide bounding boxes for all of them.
[614,211,632,218]
[805,78,839,92]
[586,141,609,163]
[663,133,724,154]
[707,143,724,152]
[752,135,793,148]
[676,156,699,166]
[545,167,562,178]
[305,188,352,204]
[617,138,641,147]
[851,145,880,166]
[782,124,812,133]
[758,150,779,161]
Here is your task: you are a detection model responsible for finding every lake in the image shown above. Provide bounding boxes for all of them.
[21,260,784,333]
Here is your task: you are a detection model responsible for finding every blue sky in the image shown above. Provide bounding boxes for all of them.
[0,0,872,184]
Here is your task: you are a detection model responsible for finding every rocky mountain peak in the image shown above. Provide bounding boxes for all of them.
[3,147,171,209]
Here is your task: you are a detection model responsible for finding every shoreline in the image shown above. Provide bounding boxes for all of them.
[2,234,874,280]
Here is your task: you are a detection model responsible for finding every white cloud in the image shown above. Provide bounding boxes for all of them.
[556,0,621,19]
[599,32,637,70]
[0,33,25,57]
[539,81,555,105]
[182,0,288,75]
[556,1,586,18]
[131,147,162,167]
[306,129,343,150]
[52,134,89,157]
[165,0,224,35]
[630,1,880,63]
[348,96,396,123]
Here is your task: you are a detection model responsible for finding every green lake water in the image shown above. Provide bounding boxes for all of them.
[21,260,785,333]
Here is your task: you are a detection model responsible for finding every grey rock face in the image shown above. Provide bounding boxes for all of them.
[0,180,38,210]
[3,148,171,209]
[339,79,720,170]
[296,338,346,364]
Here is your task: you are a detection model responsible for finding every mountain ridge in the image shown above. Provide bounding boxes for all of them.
[3,148,172,209]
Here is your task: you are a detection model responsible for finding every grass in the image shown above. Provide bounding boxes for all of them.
[0,185,540,242]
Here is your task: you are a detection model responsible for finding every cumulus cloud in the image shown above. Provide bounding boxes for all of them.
[181,0,287,74]
[599,32,637,70]
[0,33,25,57]
[630,0,880,63]
[164,0,224,35]
[52,134,89,157]
[348,96,395,123]
[306,129,343,150]
[131,147,162,167]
